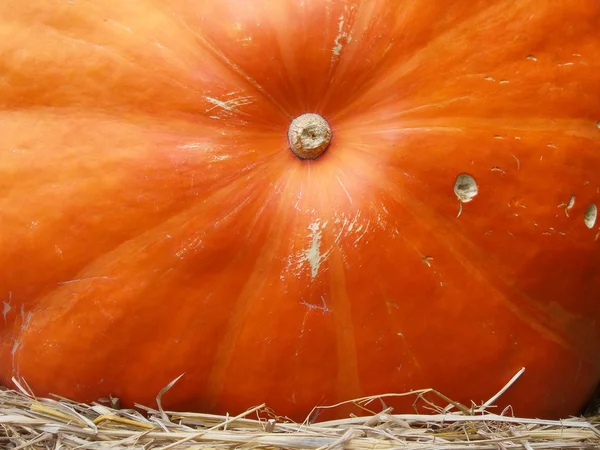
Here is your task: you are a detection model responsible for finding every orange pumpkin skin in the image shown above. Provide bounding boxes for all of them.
[1,0,600,420]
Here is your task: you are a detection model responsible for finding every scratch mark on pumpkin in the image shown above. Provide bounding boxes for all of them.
[396,331,421,369]
[2,303,10,322]
[303,221,324,278]
[177,143,205,150]
[511,154,520,170]
[20,305,32,332]
[336,175,353,205]
[558,195,576,217]
[296,216,350,279]
[2,292,11,322]
[12,305,33,379]
[176,235,204,259]
[57,276,114,285]
[300,296,331,314]
[11,339,20,378]
[290,211,373,280]
[331,7,353,58]
[293,189,303,211]
[104,18,134,34]
[204,95,253,113]
[353,219,370,245]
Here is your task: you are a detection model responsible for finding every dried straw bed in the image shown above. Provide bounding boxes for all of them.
[2,374,600,450]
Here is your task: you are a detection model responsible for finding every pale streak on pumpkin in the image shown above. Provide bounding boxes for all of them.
[294,219,338,279]
[203,95,254,113]
[335,175,353,204]
[304,220,324,278]
[11,305,33,380]
[299,296,331,313]
[327,244,362,405]
[353,219,370,245]
[195,33,289,116]
[202,176,300,408]
[10,341,20,378]
[331,8,353,58]
[288,211,367,281]
[2,293,11,322]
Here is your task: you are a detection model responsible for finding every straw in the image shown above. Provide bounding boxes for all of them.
[1,369,599,450]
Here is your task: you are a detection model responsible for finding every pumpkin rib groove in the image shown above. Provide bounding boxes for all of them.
[335,96,476,124]
[194,33,291,119]
[0,2,282,119]
[332,1,525,116]
[4,162,273,320]
[343,118,600,140]
[201,168,301,408]
[317,1,361,110]
[0,112,286,325]
[328,248,362,406]
[317,2,503,119]
[6,172,286,404]
[246,5,319,116]
[340,1,599,123]
[370,177,600,368]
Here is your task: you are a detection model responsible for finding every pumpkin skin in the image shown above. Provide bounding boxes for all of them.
[1,0,600,421]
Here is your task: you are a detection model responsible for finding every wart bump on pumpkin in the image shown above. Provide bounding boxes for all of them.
[584,203,597,229]
[288,113,332,160]
[454,173,478,203]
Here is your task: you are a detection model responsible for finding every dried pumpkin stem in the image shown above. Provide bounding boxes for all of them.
[288,113,332,160]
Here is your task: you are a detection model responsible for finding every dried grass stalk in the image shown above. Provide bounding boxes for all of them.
[1,372,600,450]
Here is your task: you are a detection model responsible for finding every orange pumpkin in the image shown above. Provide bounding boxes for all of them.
[1,0,600,421]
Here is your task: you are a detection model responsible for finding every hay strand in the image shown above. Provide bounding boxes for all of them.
[2,380,600,450]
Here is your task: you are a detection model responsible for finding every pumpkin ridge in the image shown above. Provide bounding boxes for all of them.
[9,170,284,401]
[326,247,363,403]
[0,112,281,318]
[377,179,600,367]
[202,200,293,408]
[340,1,600,125]
[349,117,600,138]
[5,159,276,325]
[330,2,517,116]
[194,33,290,119]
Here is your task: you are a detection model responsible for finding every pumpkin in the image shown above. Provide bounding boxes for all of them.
[1,0,600,421]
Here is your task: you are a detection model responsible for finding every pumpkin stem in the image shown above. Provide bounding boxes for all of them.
[288,113,332,160]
